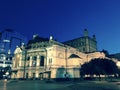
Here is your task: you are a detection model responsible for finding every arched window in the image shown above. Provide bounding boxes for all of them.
[49,58,52,64]
[9,57,12,60]
[33,56,37,60]
[40,56,44,66]
[27,56,30,61]
[83,47,85,52]
[32,56,37,67]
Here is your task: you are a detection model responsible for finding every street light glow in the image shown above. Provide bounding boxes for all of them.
[116,61,120,67]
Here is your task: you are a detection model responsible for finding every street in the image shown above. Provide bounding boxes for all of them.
[0,80,120,90]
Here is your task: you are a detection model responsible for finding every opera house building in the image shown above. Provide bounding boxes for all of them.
[11,30,105,80]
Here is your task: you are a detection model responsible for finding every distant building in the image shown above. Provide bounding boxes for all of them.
[63,29,97,53]
[0,51,13,68]
[108,53,120,61]
[11,31,105,80]
[0,51,13,79]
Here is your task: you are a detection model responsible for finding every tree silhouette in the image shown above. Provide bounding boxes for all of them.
[102,49,109,57]
[80,58,118,80]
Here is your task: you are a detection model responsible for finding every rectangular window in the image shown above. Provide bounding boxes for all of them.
[32,60,36,67]
[40,56,44,66]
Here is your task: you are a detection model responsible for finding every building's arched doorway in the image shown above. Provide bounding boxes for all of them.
[39,73,43,80]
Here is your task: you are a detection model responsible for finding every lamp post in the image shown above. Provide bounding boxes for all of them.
[23,50,27,79]
[22,45,27,79]
[64,45,69,79]
[65,46,67,74]
[45,48,49,80]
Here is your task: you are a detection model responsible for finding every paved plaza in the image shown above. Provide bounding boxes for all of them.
[0,80,120,90]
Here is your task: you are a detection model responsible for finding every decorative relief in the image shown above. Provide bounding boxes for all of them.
[58,53,64,58]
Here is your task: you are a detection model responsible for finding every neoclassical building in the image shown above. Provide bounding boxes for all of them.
[63,29,97,53]
[11,30,105,80]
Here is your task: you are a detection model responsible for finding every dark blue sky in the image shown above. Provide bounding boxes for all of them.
[0,0,120,54]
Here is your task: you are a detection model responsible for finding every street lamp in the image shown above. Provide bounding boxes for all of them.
[64,45,69,80]
[116,61,120,68]
[44,48,48,80]
[5,72,9,77]
[23,49,27,79]
[20,43,27,79]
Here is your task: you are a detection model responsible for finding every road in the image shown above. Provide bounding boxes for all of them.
[0,80,120,90]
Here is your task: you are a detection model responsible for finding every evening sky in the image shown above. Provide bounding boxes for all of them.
[0,0,120,54]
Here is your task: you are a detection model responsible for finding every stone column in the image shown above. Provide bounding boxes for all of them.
[29,56,33,67]
[36,55,40,66]
[19,56,22,67]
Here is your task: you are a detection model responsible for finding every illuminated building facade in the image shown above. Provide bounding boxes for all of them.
[64,29,97,53]
[11,31,105,80]
[0,51,13,68]
[0,51,13,79]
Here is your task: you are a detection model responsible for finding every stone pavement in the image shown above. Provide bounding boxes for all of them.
[0,80,120,90]
[53,80,120,90]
